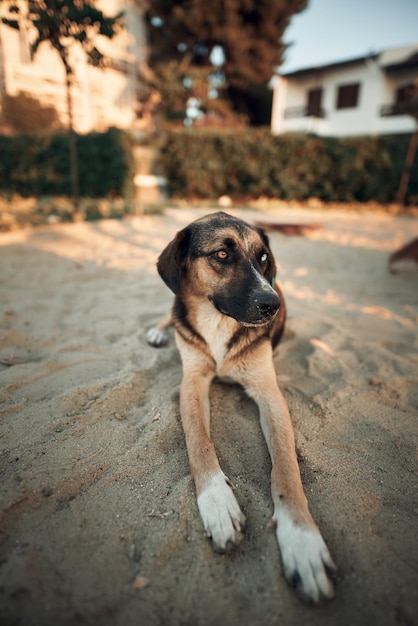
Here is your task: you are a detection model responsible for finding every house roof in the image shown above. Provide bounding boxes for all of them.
[280,43,418,78]
[380,44,418,71]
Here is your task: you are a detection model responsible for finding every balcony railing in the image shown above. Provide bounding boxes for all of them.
[284,106,326,119]
[380,103,411,117]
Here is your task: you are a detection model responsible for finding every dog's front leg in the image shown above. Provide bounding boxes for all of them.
[178,346,246,552]
[238,353,336,603]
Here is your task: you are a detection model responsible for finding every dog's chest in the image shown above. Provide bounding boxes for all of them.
[196,303,235,371]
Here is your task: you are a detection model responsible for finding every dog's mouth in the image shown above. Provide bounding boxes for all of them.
[236,308,279,327]
[240,313,278,327]
[210,296,280,327]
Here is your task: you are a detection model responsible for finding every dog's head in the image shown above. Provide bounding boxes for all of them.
[157,212,281,326]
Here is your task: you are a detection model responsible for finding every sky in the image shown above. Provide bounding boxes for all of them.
[281,0,418,73]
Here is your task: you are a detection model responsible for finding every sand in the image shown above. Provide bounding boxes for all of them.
[0,206,417,626]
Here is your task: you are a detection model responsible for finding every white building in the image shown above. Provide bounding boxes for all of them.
[0,0,147,133]
[271,44,418,137]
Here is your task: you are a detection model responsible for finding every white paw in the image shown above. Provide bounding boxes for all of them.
[197,473,246,552]
[146,326,168,347]
[273,508,336,603]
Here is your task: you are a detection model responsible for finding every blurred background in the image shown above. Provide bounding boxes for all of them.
[0,0,417,226]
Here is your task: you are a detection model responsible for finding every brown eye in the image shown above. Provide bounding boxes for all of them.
[214,250,228,260]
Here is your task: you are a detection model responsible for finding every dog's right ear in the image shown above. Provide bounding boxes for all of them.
[157,228,190,294]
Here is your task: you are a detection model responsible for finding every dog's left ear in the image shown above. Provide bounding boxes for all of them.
[257,228,277,283]
[157,228,190,294]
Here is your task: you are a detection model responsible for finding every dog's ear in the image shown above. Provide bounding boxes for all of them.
[257,228,277,283]
[157,228,190,294]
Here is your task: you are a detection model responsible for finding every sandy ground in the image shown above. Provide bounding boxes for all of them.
[0,206,417,626]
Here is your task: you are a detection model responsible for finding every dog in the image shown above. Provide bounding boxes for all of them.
[147,212,336,603]
[388,237,418,273]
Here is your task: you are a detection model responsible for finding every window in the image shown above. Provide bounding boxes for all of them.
[395,83,413,105]
[336,83,360,109]
[307,87,323,117]
[380,83,415,116]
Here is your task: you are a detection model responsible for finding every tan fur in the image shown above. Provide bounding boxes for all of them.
[147,213,336,603]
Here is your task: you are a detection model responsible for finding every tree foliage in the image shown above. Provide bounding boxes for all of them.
[1,0,123,74]
[145,0,307,124]
[146,55,246,127]
[146,0,307,88]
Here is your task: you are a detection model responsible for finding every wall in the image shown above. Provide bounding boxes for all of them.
[0,0,147,134]
[272,57,416,137]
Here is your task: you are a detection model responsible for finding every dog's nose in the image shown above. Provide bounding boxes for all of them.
[256,291,280,318]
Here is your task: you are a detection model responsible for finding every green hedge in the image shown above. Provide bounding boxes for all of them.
[2,126,416,205]
[0,128,133,197]
[158,128,418,204]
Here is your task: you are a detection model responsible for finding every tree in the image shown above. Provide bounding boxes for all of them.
[396,79,418,206]
[1,0,124,207]
[144,54,246,128]
[145,0,308,124]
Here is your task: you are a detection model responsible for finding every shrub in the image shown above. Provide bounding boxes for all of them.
[158,128,418,204]
[0,128,134,198]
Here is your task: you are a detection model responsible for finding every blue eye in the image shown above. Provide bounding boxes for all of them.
[260,253,268,263]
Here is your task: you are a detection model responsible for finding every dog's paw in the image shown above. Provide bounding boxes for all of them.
[273,508,336,603]
[146,326,168,347]
[197,473,246,552]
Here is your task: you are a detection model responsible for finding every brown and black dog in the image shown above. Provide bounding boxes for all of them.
[147,212,336,603]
